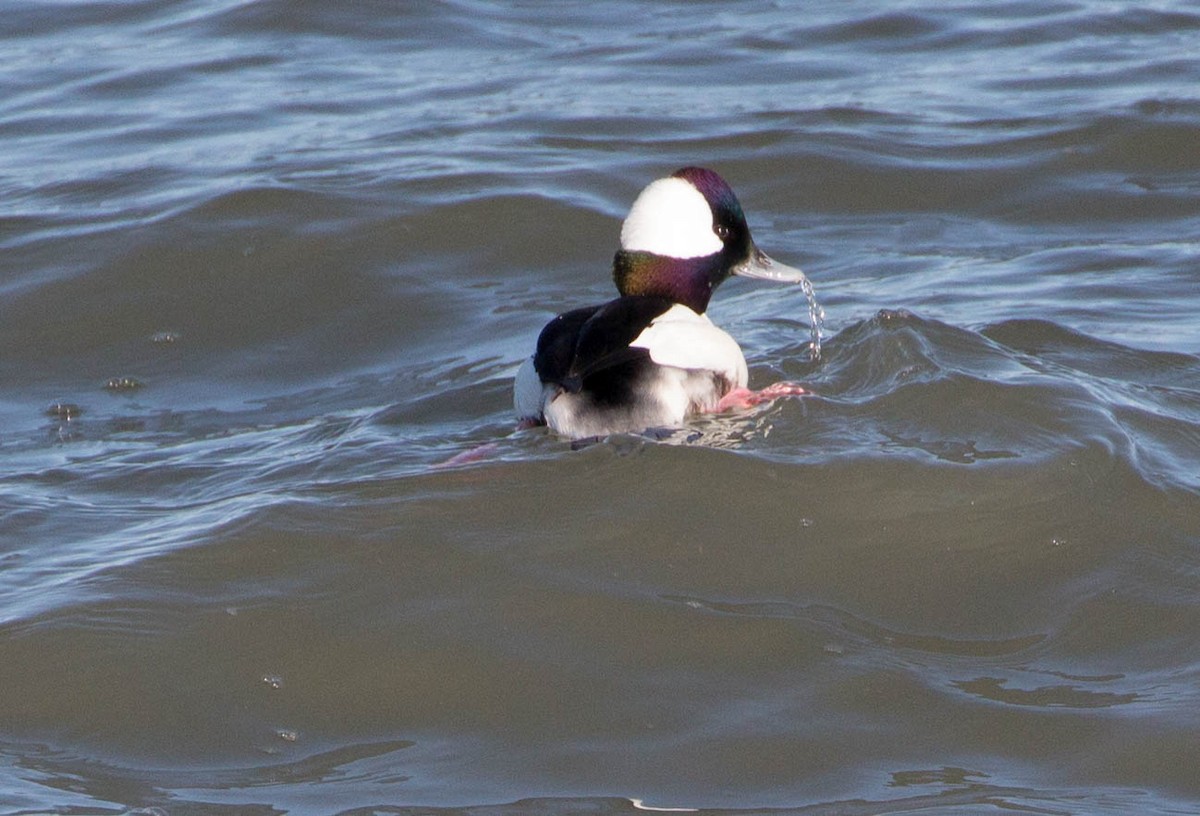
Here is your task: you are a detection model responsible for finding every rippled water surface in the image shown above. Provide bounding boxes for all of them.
[3,2,1200,814]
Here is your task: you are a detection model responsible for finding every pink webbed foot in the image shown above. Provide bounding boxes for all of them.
[434,418,544,469]
[434,442,500,468]
[712,381,808,413]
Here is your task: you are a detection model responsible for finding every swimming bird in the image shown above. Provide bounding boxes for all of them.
[514,166,809,439]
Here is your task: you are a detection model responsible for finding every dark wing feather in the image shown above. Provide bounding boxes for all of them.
[533,305,598,387]
[534,296,675,392]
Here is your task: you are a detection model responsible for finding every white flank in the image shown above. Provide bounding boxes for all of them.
[513,355,547,419]
[629,304,748,389]
[620,177,722,258]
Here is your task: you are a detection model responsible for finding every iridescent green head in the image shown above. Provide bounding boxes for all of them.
[612,167,805,314]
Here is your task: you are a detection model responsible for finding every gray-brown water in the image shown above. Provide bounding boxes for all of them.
[3,2,1200,814]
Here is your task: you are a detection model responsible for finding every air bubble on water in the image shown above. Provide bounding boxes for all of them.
[262,674,284,689]
[104,376,143,391]
[46,402,83,419]
[276,728,298,742]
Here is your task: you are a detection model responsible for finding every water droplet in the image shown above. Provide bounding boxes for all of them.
[797,273,825,361]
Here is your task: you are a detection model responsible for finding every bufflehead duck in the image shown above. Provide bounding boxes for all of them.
[514,166,808,439]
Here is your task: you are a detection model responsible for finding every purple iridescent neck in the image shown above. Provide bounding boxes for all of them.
[612,249,726,314]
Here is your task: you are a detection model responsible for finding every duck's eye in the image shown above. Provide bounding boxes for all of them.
[714,224,731,240]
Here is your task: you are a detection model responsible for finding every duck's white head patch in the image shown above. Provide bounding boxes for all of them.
[619,176,722,259]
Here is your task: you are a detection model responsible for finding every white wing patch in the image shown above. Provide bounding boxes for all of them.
[629,304,748,389]
[619,177,722,259]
